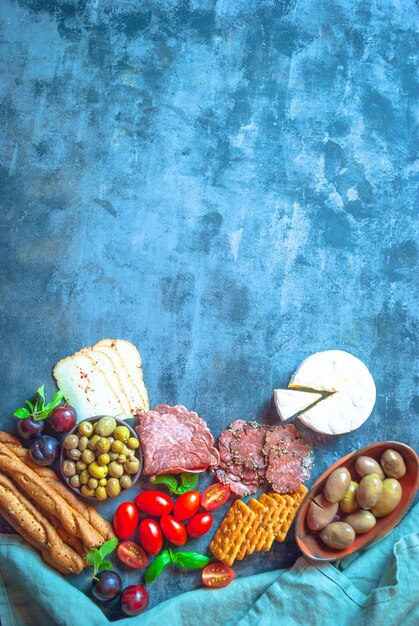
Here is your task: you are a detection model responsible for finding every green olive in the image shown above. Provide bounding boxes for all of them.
[345,510,376,534]
[95,416,117,437]
[78,436,89,452]
[76,460,87,471]
[79,470,90,485]
[371,478,402,517]
[380,449,406,479]
[117,454,127,464]
[63,434,79,450]
[114,425,130,442]
[107,436,115,446]
[78,421,94,437]
[340,481,359,514]
[324,468,351,504]
[120,475,132,490]
[69,475,81,489]
[357,474,383,509]
[307,494,338,531]
[95,486,108,501]
[127,449,136,459]
[96,437,111,453]
[111,440,124,454]
[67,448,82,461]
[355,456,385,480]
[106,478,121,498]
[62,460,76,477]
[99,478,108,487]
[124,458,140,475]
[88,434,100,451]
[109,461,124,478]
[98,453,111,466]
[320,522,355,549]
[81,485,95,497]
[127,437,139,450]
[88,478,98,490]
[88,461,109,479]
[81,449,95,464]
[109,452,119,461]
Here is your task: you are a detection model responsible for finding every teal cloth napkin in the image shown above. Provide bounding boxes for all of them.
[1,503,418,626]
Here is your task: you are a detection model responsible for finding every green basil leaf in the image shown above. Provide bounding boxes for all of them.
[25,401,34,411]
[99,538,118,560]
[13,408,30,419]
[176,473,199,494]
[150,474,179,494]
[36,385,45,404]
[97,560,112,572]
[171,551,210,570]
[145,550,171,584]
[86,549,98,566]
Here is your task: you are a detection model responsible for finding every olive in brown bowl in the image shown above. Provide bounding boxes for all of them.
[60,415,142,501]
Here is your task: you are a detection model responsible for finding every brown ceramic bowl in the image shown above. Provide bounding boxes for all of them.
[295,441,419,561]
[59,415,142,501]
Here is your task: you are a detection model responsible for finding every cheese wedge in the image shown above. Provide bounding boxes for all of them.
[95,339,149,413]
[289,350,376,435]
[274,389,322,421]
[53,353,126,421]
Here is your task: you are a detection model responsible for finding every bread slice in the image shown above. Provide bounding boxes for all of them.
[95,339,149,413]
[53,353,125,421]
[80,348,132,416]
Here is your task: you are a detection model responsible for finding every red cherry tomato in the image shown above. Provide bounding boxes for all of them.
[138,519,163,555]
[160,514,187,546]
[117,541,149,569]
[186,512,213,537]
[113,502,139,539]
[201,483,231,511]
[134,490,173,517]
[202,563,235,588]
[173,490,201,521]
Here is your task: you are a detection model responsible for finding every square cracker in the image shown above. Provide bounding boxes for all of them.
[256,494,281,552]
[269,486,308,542]
[236,498,266,560]
[209,499,256,566]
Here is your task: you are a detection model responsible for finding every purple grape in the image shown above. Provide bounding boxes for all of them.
[49,405,77,434]
[17,417,45,440]
[29,436,60,466]
[92,571,122,602]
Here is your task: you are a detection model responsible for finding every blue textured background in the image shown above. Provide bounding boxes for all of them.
[0,0,418,619]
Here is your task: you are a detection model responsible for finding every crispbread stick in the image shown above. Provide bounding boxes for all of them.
[0,435,115,541]
[0,443,103,548]
[0,473,84,574]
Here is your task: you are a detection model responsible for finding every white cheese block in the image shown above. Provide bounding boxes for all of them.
[53,353,126,421]
[95,339,149,413]
[289,350,376,435]
[274,389,322,421]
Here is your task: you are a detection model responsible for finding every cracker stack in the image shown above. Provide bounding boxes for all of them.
[209,485,308,566]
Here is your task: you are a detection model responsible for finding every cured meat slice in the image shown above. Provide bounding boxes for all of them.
[215,420,313,495]
[136,405,219,477]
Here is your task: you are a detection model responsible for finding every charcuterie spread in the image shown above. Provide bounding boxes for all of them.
[1,341,417,618]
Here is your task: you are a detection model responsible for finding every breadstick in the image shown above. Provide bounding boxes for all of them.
[0,443,103,548]
[0,437,114,541]
[0,474,84,574]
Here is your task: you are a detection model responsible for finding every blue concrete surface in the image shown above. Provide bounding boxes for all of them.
[0,0,418,620]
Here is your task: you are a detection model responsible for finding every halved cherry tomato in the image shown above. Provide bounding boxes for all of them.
[186,512,213,537]
[113,502,139,539]
[134,490,173,517]
[202,563,235,588]
[117,541,149,569]
[138,519,163,555]
[160,514,187,546]
[173,490,201,521]
[201,483,231,511]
